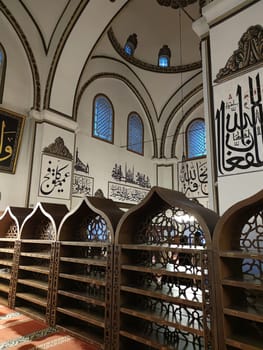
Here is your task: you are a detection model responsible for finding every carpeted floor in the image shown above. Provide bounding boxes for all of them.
[0,305,99,350]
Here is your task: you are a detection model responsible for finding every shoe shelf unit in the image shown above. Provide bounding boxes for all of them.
[0,206,32,306]
[113,186,219,350]
[13,203,68,324]
[213,190,263,350]
[55,197,123,350]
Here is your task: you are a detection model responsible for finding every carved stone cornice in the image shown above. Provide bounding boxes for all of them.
[43,137,73,160]
[108,28,202,73]
[215,25,263,83]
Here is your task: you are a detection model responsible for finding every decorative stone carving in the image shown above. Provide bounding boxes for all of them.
[215,25,263,82]
[43,137,73,160]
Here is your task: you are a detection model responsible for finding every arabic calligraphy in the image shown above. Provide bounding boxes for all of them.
[216,72,263,175]
[108,181,149,203]
[72,174,94,197]
[112,163,151,188]
[39,156,71,197]
[178,159,208,197]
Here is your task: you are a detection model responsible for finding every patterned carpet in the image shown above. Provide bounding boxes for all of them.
[0,305,99,350]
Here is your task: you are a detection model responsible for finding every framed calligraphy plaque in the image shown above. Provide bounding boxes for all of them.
[0,107,25,173]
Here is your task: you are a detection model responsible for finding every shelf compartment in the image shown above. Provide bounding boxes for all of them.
[120,306,204,335]
[56,314,105,349]
[57,289,106,307]
[223,315,263,350]
[57,303,105,328]
[59,272,106,285]
[15,291,47,307]
[0,247,14,253]
[119,313,205,349]
[15,302,47,322]
[18,265,50,274]
[0,283,10,293]
[219,256,263,282]
[17,278,49,291]
[60,256,107,266]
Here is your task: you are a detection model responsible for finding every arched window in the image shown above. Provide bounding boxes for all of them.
[127,113,144,155]
[124,33,137,56]
[92,94,114,143]
[187,119,206,158]
[0,44,6,103]
[158,45,171,67]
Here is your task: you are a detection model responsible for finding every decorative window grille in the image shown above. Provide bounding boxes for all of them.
[93,95,113,143]
[127,113,143,155]
[187,119,207,158]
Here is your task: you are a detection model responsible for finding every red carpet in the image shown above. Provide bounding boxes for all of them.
[0,305,99,349]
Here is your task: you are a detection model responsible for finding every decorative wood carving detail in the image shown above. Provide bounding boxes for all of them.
[43,137,73,160]
[215,25,263,83]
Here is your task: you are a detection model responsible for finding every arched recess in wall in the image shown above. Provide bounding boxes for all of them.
[74,73,158,158]
[0,43,6,103]
[159,84,203,159]
[0,0,41,110]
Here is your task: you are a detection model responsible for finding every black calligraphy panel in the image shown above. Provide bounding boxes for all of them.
[215,72,263,175]
[0,108,25,173]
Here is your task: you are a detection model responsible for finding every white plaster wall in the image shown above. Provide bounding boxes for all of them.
[209,1,263,83]
[0,12,35,211]
[72,76,155,207]
[209,1,263,214]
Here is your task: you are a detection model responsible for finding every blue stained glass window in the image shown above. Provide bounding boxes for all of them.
[128,113,143,155]
[93,95,113,143]
[187,119,207,158]
[124,44,132,55]
[159,56,169,67]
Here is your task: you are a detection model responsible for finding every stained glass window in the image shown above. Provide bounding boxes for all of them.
[187,119,206,158]
[92,95,113,143]
[128,113,143,155]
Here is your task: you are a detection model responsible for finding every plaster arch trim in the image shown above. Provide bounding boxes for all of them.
[160,84,203,157]
[73,55,158,123]
[171,98,204,158]
[48,0,129,117]
[75,73,158,158]
[0,0,40,110]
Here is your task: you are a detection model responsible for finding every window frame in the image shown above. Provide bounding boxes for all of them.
[186,118,207,160]
[92,94,114,144]
[127,112,144,156]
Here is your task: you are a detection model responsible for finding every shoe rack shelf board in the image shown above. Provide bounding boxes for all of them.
[113,186,219,350]
[56,197,123,350]
[213,189,263,350]
[0,206,32,306]
[13,202,68,324]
